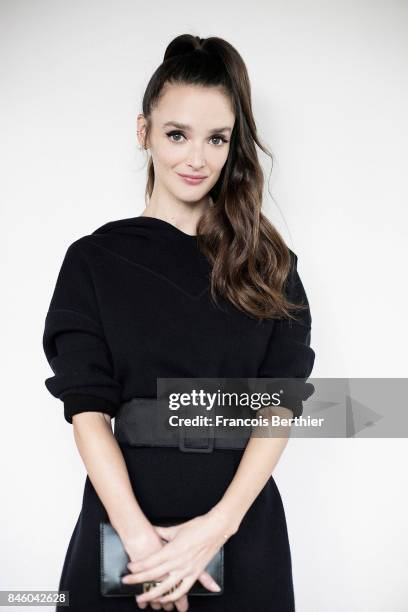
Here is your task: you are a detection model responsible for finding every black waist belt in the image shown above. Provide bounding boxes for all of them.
[113,397,251,453]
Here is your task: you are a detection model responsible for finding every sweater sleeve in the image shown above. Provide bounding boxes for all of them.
[42,240,122,424]
[258,251,315,418]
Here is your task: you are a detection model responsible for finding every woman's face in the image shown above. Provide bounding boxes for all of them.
[138,83,235,204]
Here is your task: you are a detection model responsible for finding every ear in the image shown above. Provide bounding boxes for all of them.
[136,113,147,150]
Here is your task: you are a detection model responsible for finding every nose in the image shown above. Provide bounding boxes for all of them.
[186,143,206,170]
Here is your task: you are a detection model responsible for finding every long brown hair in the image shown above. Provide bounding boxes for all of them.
[140,33,308,322]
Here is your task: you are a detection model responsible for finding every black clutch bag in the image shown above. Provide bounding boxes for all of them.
[100,520,224,597]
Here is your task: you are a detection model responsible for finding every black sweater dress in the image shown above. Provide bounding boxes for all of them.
[42,215,315,612]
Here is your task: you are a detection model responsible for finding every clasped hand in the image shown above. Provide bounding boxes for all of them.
[122,513,227,608]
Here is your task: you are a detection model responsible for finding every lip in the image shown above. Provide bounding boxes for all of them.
[177,172,208,185]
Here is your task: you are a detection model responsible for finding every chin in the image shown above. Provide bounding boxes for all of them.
[177,193,207,204]
[172,184,207,198]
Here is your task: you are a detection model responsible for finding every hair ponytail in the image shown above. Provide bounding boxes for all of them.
[139,33,308,322]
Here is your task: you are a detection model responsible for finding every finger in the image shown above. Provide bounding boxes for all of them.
[136,573,186,605]
[125,559,176,584]
[126,547,170,574]
[150,597,175,610]
[175,595,189,612]
[146,574,170,609]
[134,578,169,609]
[156,575,196,605]
[135,594,147,609]
[197,569,222,592]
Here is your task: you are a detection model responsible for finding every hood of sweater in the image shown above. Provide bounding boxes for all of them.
[92,215,200,241]
[83,215,212,295]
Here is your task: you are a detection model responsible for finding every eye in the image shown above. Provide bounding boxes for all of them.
[165,131,229,146]
[166,131,186,143]
[210,135,229,146]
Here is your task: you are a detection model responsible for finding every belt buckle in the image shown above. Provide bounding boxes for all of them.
[178,418,215,453]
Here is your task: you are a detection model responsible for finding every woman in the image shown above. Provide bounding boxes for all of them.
[43,34,315,611]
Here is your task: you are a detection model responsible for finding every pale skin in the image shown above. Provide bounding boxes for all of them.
[71,83,295,610]
[72,408,293,611]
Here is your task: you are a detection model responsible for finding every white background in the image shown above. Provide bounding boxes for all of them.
[1,1,407,610]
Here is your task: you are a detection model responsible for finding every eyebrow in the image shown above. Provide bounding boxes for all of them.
[162,121,233,133]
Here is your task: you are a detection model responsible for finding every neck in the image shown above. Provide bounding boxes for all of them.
[143,185,211,236]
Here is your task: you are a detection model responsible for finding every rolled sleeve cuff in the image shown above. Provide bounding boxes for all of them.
[63,394,120,424]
